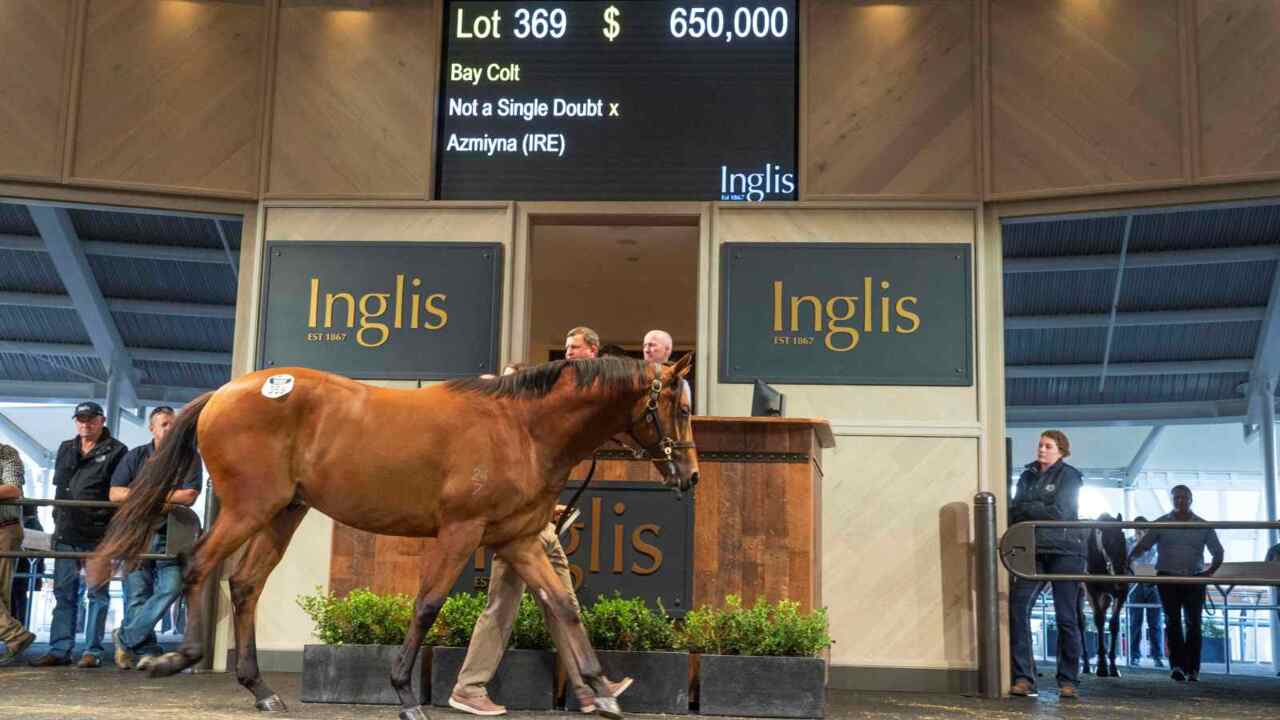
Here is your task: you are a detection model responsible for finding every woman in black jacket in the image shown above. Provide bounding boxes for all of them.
[1008,430,1085,699]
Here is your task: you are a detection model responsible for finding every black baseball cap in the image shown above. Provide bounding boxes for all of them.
[73,401,104,419]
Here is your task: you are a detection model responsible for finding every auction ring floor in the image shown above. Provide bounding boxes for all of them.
[1,666,1277,719]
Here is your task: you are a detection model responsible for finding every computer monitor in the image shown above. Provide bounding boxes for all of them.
[750,379,785,417]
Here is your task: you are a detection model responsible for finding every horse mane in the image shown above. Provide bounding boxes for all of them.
[446,356,648,399]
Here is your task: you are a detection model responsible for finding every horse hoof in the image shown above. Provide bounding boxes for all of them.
[593,696,623,720]
[256,694,288,712]
[146,652,193,678]
[1096,667,1110,678]
[399,706,430,720]
[1111,669,1121,679]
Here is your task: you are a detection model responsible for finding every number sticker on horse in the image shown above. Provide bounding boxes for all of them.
[261,374,295,399]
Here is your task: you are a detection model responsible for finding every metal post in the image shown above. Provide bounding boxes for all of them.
[974,492,1001,698]
[1262,382,1280,675]
[104,370,123,434]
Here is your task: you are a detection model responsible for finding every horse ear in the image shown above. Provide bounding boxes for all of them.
[671,352,694,380]
[1117,513,1123,522]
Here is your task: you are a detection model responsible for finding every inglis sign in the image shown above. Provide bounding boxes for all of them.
[257,242,503,379]
[719,243,973,386]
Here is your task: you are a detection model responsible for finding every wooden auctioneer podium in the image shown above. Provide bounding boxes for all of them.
[570,416,835,613]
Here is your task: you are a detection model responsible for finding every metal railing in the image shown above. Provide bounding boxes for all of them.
[1000,519,1280,586]
[0,497,200,561]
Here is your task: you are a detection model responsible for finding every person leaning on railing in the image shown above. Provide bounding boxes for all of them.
[1007,429,1085,700]
[0,442,37,665]
[1127,485,1223,683]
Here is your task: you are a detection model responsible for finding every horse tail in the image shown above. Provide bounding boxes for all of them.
[88,391,214,587]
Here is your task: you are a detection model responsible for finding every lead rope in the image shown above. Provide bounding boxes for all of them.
[555,451,598,535]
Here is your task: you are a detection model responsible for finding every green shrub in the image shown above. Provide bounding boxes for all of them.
[678,595,830,657]
[431,592,488,647]
[296,587,413,646]
[511,593,553,649]
[581,593,678,651]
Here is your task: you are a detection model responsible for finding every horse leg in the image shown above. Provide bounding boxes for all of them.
[1094,594,1111,677]
[391,521,485,720]
[497,534,620,719]
[1078,587,1092,675]
[1108,594,1125,678]
[148,504,282,679]
[229,504,310,712]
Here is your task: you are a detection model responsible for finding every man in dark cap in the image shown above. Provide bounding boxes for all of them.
[29,401,127,669]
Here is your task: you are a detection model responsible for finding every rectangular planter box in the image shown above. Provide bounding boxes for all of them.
[300,644,428,705]
[563,650,690,714]
[431,646,556,710]
[699,654,825,718]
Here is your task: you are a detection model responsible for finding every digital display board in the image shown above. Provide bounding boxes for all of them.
[438,1,797,201]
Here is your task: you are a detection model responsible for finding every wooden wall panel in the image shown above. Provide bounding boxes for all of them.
[72,0,265,194]
[0,0,73,180]
[1196,0,1280,180]
[806,0,977,199]
[989,0,1185,197]
[267,0,437,198]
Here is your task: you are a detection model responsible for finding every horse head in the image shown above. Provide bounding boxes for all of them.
[1092,513,1130,575]
[626,353,700,493]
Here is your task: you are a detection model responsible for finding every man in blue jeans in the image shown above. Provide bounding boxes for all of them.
[110,406,202,671]
[30,401,128,668]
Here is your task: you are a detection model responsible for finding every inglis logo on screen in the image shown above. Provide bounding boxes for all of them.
[720,163,796,202]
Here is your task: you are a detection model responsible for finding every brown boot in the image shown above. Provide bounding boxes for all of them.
[448,691,507,716]
[1009,678,1038,697]
[1058,682,1079,699]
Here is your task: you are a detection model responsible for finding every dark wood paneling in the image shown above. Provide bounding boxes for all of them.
[989,0,1186,196]
[329,418,826,612]
[0,0,73,180]
[806,0,978,198]
[1196,0,1280,179]
[72,0,266,194]
[267,0,437,197]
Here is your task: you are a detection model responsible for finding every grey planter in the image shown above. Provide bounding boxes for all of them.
[300,644,428,705]
[563,650,690,714]
[698,654,826,718]
[430,646,556,710]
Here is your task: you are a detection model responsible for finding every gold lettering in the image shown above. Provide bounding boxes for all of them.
[308,278,320,328]
[324,292,355,328]
[564,523,582,555]
[790,295,821,332]
[863,277,873,333]
[612,523,624,573]
[880,281,891,333]
[357,293,391,348]
[631,524,663,575]
[473,547,486,571]
[772,281,784,332]
[896,297,920,333]
[424,293,448,330]
[824,297,859,352]
[569,565,583,589]
[394,274,405,329]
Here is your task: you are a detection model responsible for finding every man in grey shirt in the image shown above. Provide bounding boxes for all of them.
[1128,485,1224,683]
[0,443,36,664]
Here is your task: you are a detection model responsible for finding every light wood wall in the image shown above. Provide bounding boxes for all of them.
[705,205,985,671]
[3,1,1279,201]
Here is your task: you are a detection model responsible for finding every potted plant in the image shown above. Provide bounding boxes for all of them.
[297,587,427,705]
[430,592,557,710]
[684,595,830,718]
[563,594,688,714]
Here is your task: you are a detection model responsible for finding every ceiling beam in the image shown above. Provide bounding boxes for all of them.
[1125,425,1166,486]
[1007,399,1249,427]
[0,379,208,406]
[1246,257,1280,427]
[1006,359,1251,379]
[1005,307,1266,330]
[1000,198,1280,226]
[1098,215,1133,391]
[0,232,230,264]
[1,197,241,222]
[1004,246,1280,274]
[0,290,235,319]
[0,340,230,366]
[29,206,140,408]
[0,411,55,467]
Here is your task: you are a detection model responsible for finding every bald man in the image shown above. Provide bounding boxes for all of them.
[642,330,673,364]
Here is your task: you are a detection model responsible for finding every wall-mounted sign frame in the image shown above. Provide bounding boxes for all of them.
[257,241,503,379]
[719,242,973,386]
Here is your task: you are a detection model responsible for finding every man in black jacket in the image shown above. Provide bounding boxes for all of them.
[30,401,127,669]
